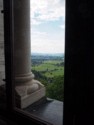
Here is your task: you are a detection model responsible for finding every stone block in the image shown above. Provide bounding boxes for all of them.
[16,86,46,109]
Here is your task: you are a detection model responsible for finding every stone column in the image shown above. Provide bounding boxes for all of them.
[14,0,46,109]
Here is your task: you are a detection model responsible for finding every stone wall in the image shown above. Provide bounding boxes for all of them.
[0,0,5,85]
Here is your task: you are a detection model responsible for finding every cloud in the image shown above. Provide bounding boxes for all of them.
[31,38,65,53]
[59,25,65,29]
[30,1,65,54]
[30,0,65,25]
[31,29,65,53]
[30,19,41,25]
[31,29,48,39]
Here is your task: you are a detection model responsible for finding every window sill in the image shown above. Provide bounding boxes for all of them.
[24,98,63,125]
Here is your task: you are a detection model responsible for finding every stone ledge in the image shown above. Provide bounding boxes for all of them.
[24,98,63,125]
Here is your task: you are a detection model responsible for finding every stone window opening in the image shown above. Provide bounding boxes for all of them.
[0,0,93,125]
[0,0,63,125]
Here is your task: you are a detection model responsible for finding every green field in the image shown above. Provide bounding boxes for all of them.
[32,58,64,101]
[45,69,64,78]
[32,60,64,78]
[44,60,63,64]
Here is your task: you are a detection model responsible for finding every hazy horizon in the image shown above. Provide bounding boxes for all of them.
[30,0,65,54]
[31,52,64,54]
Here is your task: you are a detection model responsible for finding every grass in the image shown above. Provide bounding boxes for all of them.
[32,60,64,78]
[44,68,64,78]
[44,60,62,64]
[32,63,56,71]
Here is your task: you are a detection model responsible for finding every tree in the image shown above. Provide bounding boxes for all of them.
[46,75,64,101]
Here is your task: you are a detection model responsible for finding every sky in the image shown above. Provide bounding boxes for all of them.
[30,0,65,54]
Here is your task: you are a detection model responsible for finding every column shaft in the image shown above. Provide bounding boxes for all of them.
[13,0,46,109]
[14,0,32,75]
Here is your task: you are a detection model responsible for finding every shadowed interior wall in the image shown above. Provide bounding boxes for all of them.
[0,0,5,86]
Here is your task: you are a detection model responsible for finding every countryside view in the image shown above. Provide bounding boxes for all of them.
[31,0,65,101]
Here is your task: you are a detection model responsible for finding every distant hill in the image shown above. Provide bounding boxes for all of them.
[31,52,64,57]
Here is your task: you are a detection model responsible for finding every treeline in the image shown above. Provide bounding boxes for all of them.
[31,55,64,66]
[32,70,53,84]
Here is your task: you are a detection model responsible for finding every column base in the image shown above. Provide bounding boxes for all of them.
[16,86,46,109]
[15,80,46,109]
